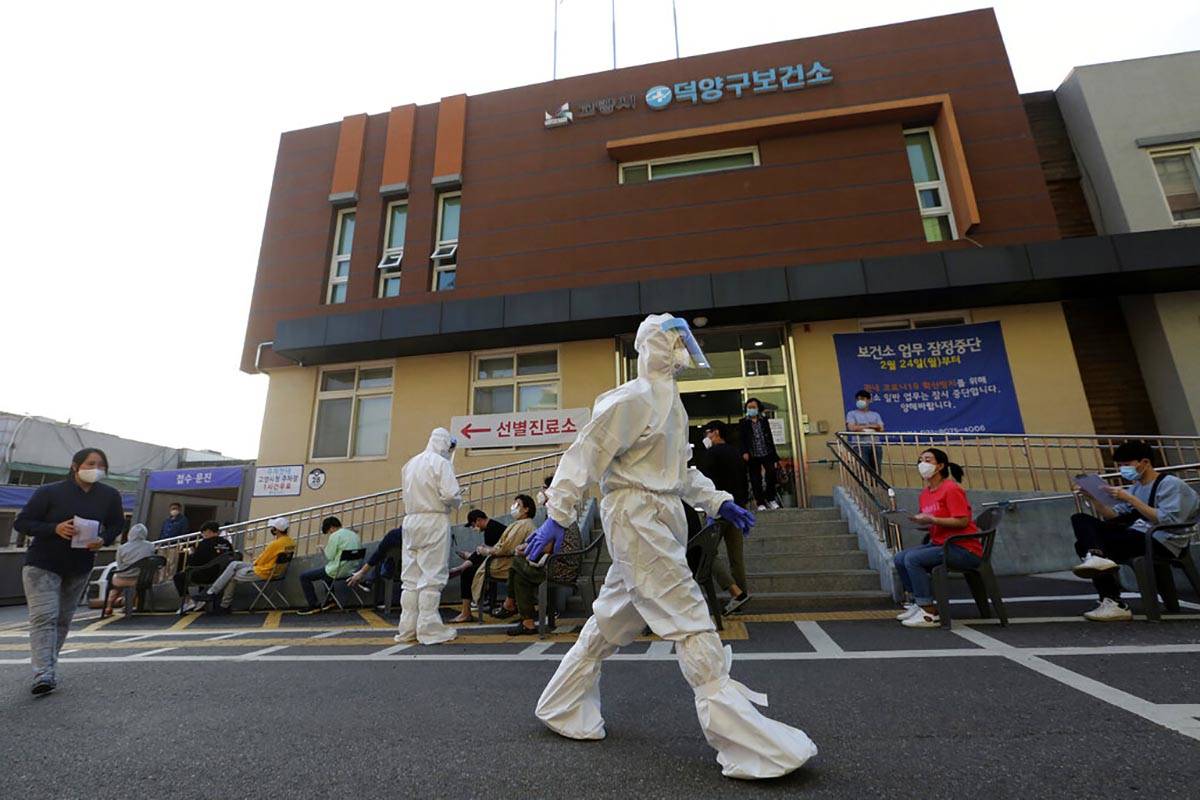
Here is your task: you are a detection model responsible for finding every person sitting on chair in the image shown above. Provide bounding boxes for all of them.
[505,524,584,636]
[176,521,234,614]
[102,523,155,618]
[298,516,361,615]
[448,509,508,623]
[204,517,294,614]
[347,525,403,607]
[1071,440,1199,622]
[468,495,536,620]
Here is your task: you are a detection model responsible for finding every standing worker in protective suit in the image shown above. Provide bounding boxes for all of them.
[522,313,817,779]
[397,427,463,645]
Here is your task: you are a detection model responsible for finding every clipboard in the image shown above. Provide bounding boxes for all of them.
[1073,473,1116,510]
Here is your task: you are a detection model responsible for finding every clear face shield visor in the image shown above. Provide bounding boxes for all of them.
[659,317,711,372]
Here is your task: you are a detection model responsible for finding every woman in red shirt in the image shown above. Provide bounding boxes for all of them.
[894,448,981,628]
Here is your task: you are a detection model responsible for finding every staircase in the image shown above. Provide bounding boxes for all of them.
[739,507,890,611]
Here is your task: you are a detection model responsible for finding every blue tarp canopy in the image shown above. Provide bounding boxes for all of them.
[0,484,137,513]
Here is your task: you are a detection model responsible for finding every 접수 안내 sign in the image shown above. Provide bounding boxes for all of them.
[833,322,1024,434]
[450,409,591,449]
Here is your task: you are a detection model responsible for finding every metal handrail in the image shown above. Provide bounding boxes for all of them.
[155,450,571,562]
[826,438,901,550]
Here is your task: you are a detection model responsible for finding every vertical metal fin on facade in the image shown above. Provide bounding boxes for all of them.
[432,94,467,189]
[328,113,369,204]
[380,104,417,196]
[932,100,982,237]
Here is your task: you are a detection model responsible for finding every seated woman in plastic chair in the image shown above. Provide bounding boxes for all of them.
[893,449,981,629]
[102,523,156,617]
[458,495,536,622]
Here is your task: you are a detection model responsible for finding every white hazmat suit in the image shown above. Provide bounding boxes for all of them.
[397,427,463,645]
[535,313,817,779]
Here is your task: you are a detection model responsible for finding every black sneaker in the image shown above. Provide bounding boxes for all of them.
[31,680,56,696]
[507,623,537,636]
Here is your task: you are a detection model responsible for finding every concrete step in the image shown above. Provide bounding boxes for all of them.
[741,551,869,572]
[753,508,842,523]
[745,569,882,594]
[728,590,893,612]
[742,533,859,555]
[753,519,850,536]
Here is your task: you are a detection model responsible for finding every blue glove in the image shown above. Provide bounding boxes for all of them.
[525,518,566,561]
[718,501,756,537]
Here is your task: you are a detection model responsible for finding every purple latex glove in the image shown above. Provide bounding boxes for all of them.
[525,518,566,561]
[718,500,756,537]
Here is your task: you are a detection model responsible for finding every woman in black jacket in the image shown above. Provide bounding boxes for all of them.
[739,397,780,510]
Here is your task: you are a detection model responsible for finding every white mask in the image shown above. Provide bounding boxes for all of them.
[671,345,692,375]
[510,503,522,517]
[536,490,547,505]
[701,436,714,450]
[77,468,106,484]
[170,509,180,517]
[917,462,938,479]
[855,399,868,410]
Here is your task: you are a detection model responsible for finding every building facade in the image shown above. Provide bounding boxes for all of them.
[241,10,1200,517]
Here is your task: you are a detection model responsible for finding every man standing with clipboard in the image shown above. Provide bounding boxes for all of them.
[1070,441,1199,622]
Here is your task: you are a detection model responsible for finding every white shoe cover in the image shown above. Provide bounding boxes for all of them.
[535,617,618,739]
[416,589,456,644]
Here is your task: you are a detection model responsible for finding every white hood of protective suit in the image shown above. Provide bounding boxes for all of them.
[402,427,464,515]
[634,312,687,382]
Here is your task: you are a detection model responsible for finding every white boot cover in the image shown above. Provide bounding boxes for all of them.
[396,589,419,643]
[535,616,620,739]
[417,588,457,644]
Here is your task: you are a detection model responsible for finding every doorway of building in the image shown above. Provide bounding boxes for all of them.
[619,325,804,506]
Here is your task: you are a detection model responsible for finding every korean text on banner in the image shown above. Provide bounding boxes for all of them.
[450,409,592,449]
[253,465,303,497]
[833,321,1024,434]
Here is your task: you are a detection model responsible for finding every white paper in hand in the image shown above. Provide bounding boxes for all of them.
[1073,474,1115,510]
[71,516,101,549]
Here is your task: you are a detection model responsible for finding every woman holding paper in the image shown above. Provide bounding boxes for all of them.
[14,447,126,695]
[893,448,981,628]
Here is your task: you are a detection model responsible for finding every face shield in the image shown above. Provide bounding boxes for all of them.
[660,317,710,373]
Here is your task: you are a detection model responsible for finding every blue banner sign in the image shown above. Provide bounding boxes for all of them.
[147,466,244,491]
[833,322,1024,434]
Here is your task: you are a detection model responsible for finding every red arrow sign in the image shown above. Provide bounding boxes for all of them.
[459,423,492,440]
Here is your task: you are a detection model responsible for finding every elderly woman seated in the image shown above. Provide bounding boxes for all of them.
[102,523,156,617]
[451,494,536,622]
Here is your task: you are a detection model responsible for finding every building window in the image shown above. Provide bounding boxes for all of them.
[470,349,560,419]
[903,128,956,243]
[1151,146,1200,225]
[431,192,461,291]
[860,312,970,332]
[311,365,393,459]
[619,147,759,185]
[327,209,355,304]
[378,201,407,297]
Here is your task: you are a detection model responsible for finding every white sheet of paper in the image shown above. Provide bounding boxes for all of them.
[71,516,101,549]
[1073,473,1116,510]
[882,509,931,531]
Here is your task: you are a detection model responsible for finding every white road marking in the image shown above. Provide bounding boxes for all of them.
[310,630,343,639]
[130,647,178,658]
[370,643,413,656]
[519,641,554,656]
[207,632,248,641]
[644,641,675,657]
[114,634,158,644]
[951,624,1200,742]
[795,621,844,655]
[949,592,1200,610]
[240,645,289,658]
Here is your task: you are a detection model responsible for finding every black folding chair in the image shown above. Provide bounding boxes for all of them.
[687,523,724,632]
[537,524,605,635]
[122,556,167,615]
[930,507,1008,630]
[1127,519,1200,622]
[248,551,295,611]
[378,542,405,616]
[322,548,369,610]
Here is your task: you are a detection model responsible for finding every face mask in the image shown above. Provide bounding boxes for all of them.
[510,503,522,517]
[917,462,938,479]
[671,345,691,375]
[77,468,105,484]
[536,490,547,505]
[702,436,713,450]
[170,510,180,517]
[856,399,868,410]
[1118,465,1139,481]
[746,408,758,418]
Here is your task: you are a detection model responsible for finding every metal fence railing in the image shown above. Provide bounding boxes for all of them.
[154,450,569,564]
[836,432,1200,494]
[827,437,901,551]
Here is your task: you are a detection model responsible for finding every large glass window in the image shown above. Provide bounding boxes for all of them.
[860,312,970,331]
[903,128,956,243]
[431,193,461,291]
[470,349,560,417]
[327,209,355,304]
[312,365,393,459]
[619,147,759,185]
[1151,147,1200,224]
[378,201,407,297]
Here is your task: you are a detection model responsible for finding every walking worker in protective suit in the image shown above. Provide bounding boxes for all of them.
[523,313,817,779]
[397,427,463,645]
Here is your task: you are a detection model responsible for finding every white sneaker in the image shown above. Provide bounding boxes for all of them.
[901,609,941,628]
[767,501,781,510]
[895,603,921,621]
[1073,553,1119,578]
[757,505,767,512]
[1083,598,1132,622]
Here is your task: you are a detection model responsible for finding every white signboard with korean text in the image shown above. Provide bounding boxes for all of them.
[451,409,592,449]
[253,465,303,497]
[769,418,787,445]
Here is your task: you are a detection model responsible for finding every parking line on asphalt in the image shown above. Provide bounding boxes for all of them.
[130,647,178,658]
[80,614,124,633]
[114,634,159,644]
[241,645,289,658]
[263,612,282,629]
[357,609,391,629]
[794,621,844,655]
[371,643,413,656]
[207,632,247,641]
[168,613,203,631]
[951,624,1200,743]
[520,641,554,656]
[310,630,343,639]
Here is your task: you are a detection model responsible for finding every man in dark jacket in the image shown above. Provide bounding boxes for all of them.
[739,397,781,511]
[15,447,125,695]
[160,502,189,539]
[700,421,753,613]
[175,521,234,613]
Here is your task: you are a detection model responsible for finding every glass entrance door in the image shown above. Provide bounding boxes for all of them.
[619,325,804,507]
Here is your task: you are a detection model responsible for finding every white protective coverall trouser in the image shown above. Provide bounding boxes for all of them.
[535,489,817,779]
[396,511,457,645]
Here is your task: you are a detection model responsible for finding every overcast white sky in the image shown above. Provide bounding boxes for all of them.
[3,1,1197,459]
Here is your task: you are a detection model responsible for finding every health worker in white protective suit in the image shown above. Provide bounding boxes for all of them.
[522,313,817,779]
[397,427,463,645]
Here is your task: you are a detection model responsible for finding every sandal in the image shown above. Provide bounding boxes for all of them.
[449,613,474,624]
